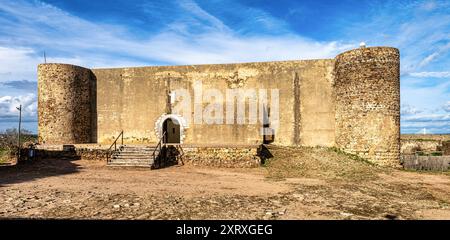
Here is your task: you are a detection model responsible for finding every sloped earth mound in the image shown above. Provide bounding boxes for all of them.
[264,146,450,219]
[263,146,384,181]
[0,146,449,219]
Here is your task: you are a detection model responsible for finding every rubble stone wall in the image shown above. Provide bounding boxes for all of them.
[38,64,96,144]
[401,139,442,155]
[334,47,400,166]
[182,147,261,168]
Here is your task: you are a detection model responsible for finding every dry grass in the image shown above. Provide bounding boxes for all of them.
[263,146,387,181]
[0,148,15,165]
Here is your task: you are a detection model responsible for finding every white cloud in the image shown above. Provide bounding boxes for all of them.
[0,0,355,132]
[444,101,450,112]
[401,79,450,117]
[420,1,438,11]
[0,0,353,70]
[1,0,449,134]
[0,47,40,83]
[417,43,450,69]
[409,71,450,78]
[177,0,231,33]
[401,104,423,115]
[401,112,450,134]
[345,1,450,77]
[144,32,352,65]
[418,52,440,68]
[402,113,450,122]
[0,94,37,119]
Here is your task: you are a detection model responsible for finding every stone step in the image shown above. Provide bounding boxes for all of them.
[113,149,158,154]
[108,146,159,168]
[119,149,156,152]
[120,147,157,149]
[114,151,157,155]
[117,149,159,153]
[121,146,157,150]
[108,161,153,166]
[117,151,157,155]
[110,158,153,162]
[112,154,153,159]
[107,163,152,168]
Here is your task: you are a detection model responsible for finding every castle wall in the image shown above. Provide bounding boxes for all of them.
[92,59,335,146]
[334,47,400,166]
[36,46,401,166]
[93,67,167,144]
[37,64,96,144]
[299,60,336,147]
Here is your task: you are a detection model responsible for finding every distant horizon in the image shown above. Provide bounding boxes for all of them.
[1,121,449,135]
[0,121,37,134]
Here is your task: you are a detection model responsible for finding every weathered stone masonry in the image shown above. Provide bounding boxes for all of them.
[37,46,401,166]
[38,64,96,144]
[335,47,400,166]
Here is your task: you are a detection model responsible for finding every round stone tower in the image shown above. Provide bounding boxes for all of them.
[38,63,96,144]
[334,47,400,166]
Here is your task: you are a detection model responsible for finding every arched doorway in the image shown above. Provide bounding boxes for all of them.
[163,118,180,144]
[155,114,188,144]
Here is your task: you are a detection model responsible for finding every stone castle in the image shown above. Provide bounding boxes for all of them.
[37,46,400,166]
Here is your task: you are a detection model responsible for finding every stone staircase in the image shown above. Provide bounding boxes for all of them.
[107,145,158,167]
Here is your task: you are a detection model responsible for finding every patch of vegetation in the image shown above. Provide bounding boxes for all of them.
[430,152,443,156]
[416,151,443,156]
[0,128,37,146]
[329,147,376,166]
[263,146,384,182]
[408,138,439,142]
[0,128,37,164]
[0,148,12,164]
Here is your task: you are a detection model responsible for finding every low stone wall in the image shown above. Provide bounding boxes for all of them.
[32,149,108,161]
[401,155,450,171]
[32,144,109,161]
[400,134,450,155]
[401,134,450,141]
[400,139,442,155]
[27,144,263,168]
[181,147,261,168]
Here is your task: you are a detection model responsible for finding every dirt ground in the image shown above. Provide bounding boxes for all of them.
[0,147,449,220]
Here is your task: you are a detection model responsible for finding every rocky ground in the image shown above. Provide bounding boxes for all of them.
[0,146,449,220]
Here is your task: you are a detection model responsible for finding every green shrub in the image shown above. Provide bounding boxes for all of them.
[0,148,12,163]
[416,151,426,156]
[430,152,443,156]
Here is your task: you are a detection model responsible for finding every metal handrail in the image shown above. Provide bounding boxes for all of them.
[106,130,124,162]
[152,131,166,161]
[176,144,185,165]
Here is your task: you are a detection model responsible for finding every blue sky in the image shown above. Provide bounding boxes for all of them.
[0,0,449,134]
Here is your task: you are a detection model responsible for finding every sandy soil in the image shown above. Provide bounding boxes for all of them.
[0,148,449,220]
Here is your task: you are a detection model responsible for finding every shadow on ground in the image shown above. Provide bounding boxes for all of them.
[0,153,81,187]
